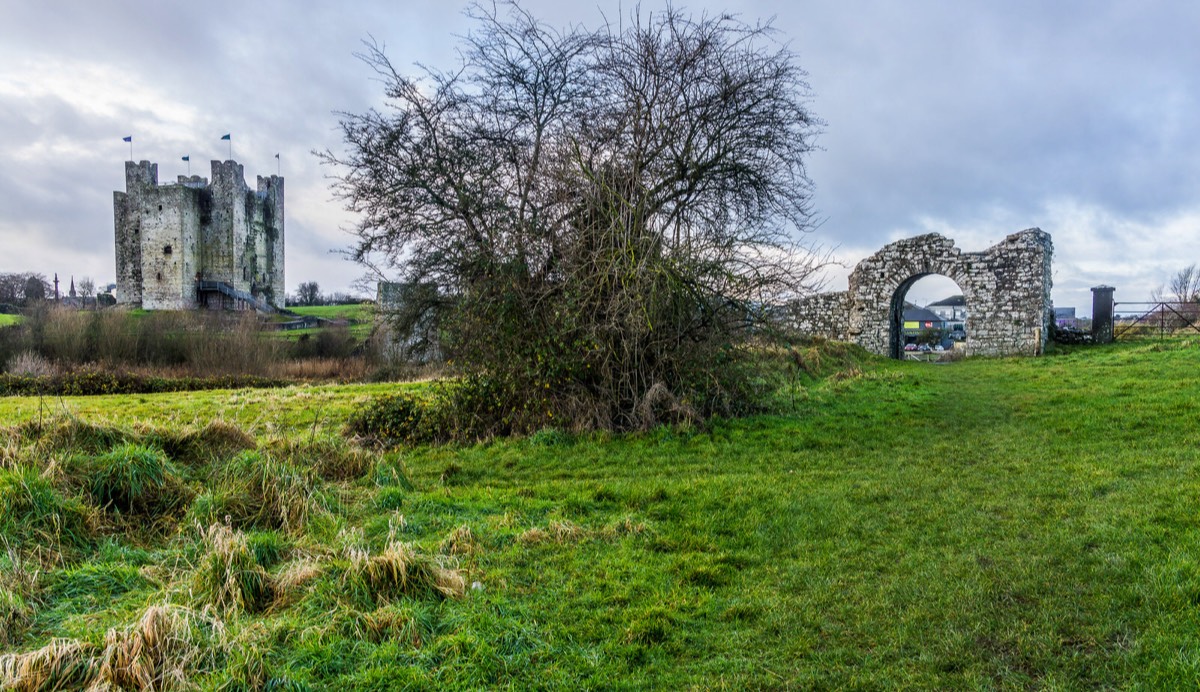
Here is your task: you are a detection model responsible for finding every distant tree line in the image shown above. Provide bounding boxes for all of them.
[286,281,366,308]
[0,273,51,310]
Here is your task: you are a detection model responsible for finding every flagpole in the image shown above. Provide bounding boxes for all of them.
[275,153,280,176]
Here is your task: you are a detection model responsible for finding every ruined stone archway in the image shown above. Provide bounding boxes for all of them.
[793,229,1053,358]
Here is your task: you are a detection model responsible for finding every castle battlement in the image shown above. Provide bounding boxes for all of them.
[114,159,284,311]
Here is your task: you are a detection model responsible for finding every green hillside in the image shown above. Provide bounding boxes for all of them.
[2,340,1199,688]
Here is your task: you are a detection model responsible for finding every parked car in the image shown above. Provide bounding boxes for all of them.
[918,343,933,352]
[904,343,918,352]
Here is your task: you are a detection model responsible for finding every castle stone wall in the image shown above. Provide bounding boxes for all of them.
[114,159,284,310]
[791,290,851,341]
[794,228,1053,358]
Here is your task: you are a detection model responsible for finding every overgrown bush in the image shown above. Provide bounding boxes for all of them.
[345,391,441,445]
[324,4,827,433]
[7,308,289,377]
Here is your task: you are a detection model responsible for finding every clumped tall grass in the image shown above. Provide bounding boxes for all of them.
[94,605,219,690]
[0,638,96,690]
[341,540,465,608]
[192,451,321,532]
[1,549,39,646]
[0,465,94,554]
[155,421,257,469]
[0,426,18,469]
[192,523,273,615]
[73,443,192,517]
[0,605,221,690]
[271,434,373,481]
[19,418,131,456]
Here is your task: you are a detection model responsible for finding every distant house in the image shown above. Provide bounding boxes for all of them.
[902,306,947,343]
[926,295,967,331]
[1054,307,1077,328]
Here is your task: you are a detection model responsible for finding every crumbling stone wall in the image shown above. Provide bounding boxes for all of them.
[793,229,1053,358]
[114,160,284,310]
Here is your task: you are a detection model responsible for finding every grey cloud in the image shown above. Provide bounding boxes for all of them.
[1,0,1198,299]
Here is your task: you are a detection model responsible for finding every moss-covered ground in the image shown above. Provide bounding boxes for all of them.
[2,339,1199,688]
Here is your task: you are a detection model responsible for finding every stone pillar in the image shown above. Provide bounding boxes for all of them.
[1091,285,1115,344]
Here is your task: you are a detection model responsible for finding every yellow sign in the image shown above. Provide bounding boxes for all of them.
[903,321,918,329]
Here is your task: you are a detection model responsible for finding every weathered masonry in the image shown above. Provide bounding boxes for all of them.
[114,159,284,311]
[793,229,1053,358]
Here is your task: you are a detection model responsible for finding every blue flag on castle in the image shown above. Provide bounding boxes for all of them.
[220,134,231,140]
[182,155,190,162]
[122,136,132,142]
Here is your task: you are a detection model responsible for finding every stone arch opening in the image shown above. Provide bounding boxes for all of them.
[888,274,969,359]
[791,229,1053,358]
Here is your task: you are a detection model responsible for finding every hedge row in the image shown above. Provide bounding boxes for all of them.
[0,370,288,397]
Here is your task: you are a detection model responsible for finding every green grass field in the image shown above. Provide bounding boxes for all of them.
[288,304,373,321]
[277,304,375,340]
[2,339,1199,687]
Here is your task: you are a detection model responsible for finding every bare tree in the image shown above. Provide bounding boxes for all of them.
[0,272,49,306]
[296,281,323,306]
[322,1,826,432]
[1168,264,1200,304]
[77,276,96,299]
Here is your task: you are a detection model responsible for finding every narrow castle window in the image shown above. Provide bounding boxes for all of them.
[156,272,163,282]
[163,245,172,256]
[158,204,163,211]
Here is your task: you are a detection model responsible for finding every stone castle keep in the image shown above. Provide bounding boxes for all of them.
[114,159,284,310]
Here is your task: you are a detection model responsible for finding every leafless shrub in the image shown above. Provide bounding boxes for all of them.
[322,2,828,432]
[37,307,90,364]
[5,351,57,377]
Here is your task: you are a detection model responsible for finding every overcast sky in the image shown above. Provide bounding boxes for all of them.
[1,1,1196,315]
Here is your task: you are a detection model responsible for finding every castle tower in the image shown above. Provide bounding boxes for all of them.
[113,159,284,311]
